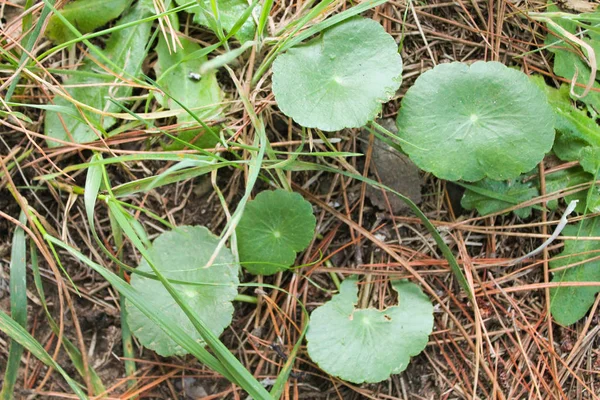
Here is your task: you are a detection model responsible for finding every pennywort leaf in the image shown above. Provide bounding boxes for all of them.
[306,278,433,384]
[154,32,224,124]
[126,226,239,357]
[396,61,555,182]
[272,17,403,131]
[235,189,316,275]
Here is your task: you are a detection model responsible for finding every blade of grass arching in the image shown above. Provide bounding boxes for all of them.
[225,0,260,41]
[0,212,28,400]
[112,161,241,197]
[0,311,88,399]
[84,154,137,391]
[208,0,226,43]
[44,235,242,384]
[216,67,270,265]
[29,245,106,395]
[199,41,256,75]
[284,161,472,298]
[282,0,389,51]
[105,200,272,400]
[108,210,137,393]
[257,0,274,39]
[22,0,35,35]
[37,153,222,180]
[4,0,55,102]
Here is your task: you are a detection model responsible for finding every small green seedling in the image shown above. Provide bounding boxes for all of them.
[550,217,600,326]
[306,278,433,384]
[272,17,403,131]
[461,177,539,218]
[154,21,224,149]
[396,61,555,182]
[174,0,256,43]
[235,189,316,275]
[126,226,239,356]
[154,29,224,124]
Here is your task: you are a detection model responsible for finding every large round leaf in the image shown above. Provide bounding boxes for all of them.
[306,278,433,384]
[396,61,555,181]
[126,226,239,357]
[272,17,403,131]
[236,190,316,275]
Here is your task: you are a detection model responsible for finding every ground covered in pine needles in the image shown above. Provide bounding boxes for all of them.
[1,0,599,399]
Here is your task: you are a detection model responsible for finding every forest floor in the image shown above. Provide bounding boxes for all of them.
[1,0,599,399]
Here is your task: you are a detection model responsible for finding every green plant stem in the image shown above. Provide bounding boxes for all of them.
[0,212,28,400]
[234,294,259,304]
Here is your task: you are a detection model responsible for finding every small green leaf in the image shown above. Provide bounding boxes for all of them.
[396,61,555,182]
[45,1,154,147]
[1,212,27,400]
[126,226,239,356]
[272,17,403,131]
[154,34,224,124]
[175,0,256,43]
[154,31,224,149]
[306,278,433,384]
[235,190,316,275]
[461,177,539,218]
[580,147,600,175]
[550,217,600,325]
[46,0,131,43]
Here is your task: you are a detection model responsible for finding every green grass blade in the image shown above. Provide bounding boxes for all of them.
[109,208,137,393]
[0,311,88,399]
[111,160,241,197]
[257,0,274,38]
[0,212,28,400]
[29,245,106,395]
[84,154,103,232]
[284,160,473,298]
[44,235,238,383]
[85,155,137,391]
[199,41,256,75]
[226,0,260,41]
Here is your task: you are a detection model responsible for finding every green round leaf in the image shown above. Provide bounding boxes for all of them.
[396,61,555,181]
[272,17,403,131]
[306,278,433,384]
[126,226,239,357]
[236,190,316,275]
